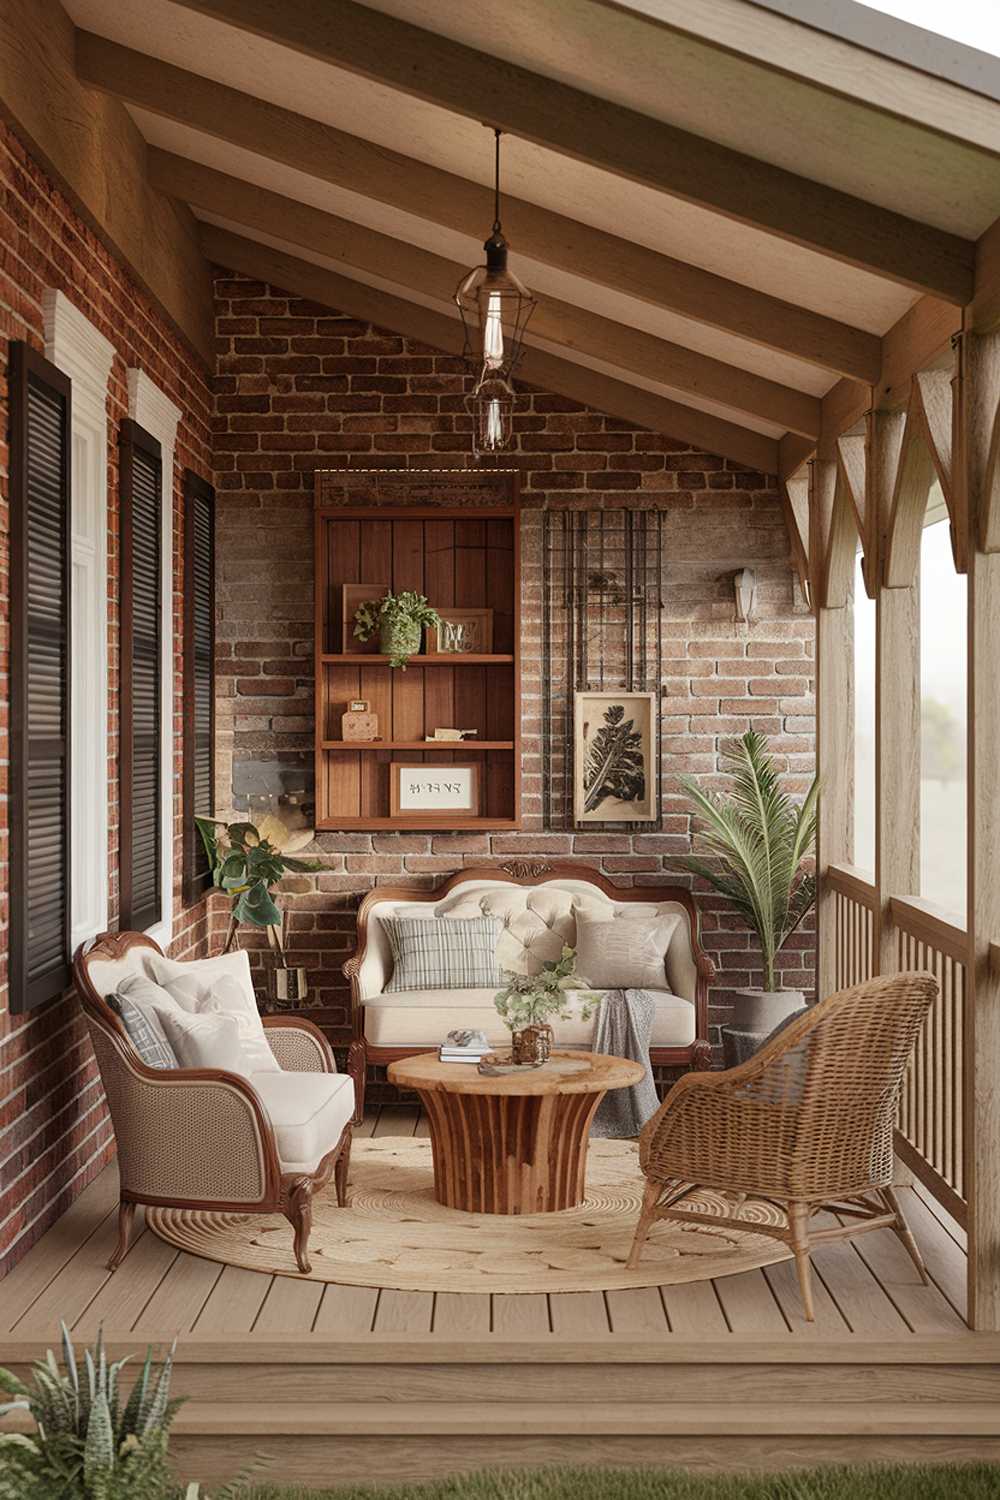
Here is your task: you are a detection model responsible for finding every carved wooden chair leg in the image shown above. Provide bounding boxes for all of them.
[286,1179,314,1274]
[107,1198,136,1272]
[627,1180,662,1270]
[788,1201,815,1322]
[334,1131,352,1208]
[879,1185,929,1283]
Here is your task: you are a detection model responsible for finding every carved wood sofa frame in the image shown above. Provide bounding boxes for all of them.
[74,931,365,1275]
[344,863,715,1115]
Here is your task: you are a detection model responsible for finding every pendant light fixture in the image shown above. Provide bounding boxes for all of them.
[455,128,536,459]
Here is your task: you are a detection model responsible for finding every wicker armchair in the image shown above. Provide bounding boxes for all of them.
[628,972,938,1320]
[74,932,365,1275]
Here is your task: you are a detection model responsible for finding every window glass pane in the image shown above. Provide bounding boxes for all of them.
[853,550,876,875]
[919,511,966,917]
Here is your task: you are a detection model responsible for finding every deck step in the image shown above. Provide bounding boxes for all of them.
[162,1400,1000,1438]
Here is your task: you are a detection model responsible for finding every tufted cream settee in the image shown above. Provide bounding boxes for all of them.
[344,865,714,1114]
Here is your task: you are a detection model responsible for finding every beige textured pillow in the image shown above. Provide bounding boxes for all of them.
[573,911,681,991]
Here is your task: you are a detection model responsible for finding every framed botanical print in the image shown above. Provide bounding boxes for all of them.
[573,691,657,824]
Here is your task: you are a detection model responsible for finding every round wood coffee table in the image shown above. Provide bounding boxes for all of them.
[387,1050,645,1214]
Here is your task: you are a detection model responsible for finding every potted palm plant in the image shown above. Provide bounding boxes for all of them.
[670,729,818,1034]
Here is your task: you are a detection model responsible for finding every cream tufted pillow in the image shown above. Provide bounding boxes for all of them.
[573,910,682,991]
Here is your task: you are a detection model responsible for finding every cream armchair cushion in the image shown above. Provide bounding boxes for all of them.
[253,1072,355,1173]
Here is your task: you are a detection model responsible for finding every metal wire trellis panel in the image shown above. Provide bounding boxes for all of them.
[542,509,665,830]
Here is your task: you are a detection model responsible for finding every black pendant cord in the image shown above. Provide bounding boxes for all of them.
[493,127,502,235]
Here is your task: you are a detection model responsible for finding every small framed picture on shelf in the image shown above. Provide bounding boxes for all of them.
[574,690,658,824]
[390,762,481,819]
[427,607,494,655]
[340,582,387,653]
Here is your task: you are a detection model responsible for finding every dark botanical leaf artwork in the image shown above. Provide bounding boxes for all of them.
[582,702,646,814]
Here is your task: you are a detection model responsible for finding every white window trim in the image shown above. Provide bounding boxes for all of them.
[43,290,115,954]
[127,368,181,951]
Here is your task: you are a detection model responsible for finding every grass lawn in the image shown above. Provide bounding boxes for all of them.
[242,1464,1000,1499]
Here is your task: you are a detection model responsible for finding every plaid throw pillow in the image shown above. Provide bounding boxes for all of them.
[107,993,178,1070]
[383,916,503,993]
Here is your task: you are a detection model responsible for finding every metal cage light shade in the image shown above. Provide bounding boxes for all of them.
[467,373,516,460]
[455,129,536,382]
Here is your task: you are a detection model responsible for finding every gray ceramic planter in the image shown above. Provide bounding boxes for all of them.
[731,987,806,1033]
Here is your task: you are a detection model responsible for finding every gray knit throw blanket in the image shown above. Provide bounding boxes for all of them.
[589,988,660,1139]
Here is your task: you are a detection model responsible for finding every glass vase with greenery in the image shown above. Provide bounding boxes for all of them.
[494,947,597,1063]
[669,729,818,1023]
[353,590,441,668]
[195,817,320,951]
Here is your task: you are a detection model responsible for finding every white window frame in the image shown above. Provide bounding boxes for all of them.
[43,290,115,953]
[127,368,181,950]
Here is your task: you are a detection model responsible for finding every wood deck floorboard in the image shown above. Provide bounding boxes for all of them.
[1,1113,969,1342]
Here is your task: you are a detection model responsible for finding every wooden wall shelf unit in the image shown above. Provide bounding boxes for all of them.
[314,469,521,831]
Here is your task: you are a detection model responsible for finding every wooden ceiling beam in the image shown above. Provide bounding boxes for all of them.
[779,296,963,479]
[154,150,818,438]
[597,0,1000,156]
[198,223,779,475]
[170,0,975,303]
[75,33,880,384]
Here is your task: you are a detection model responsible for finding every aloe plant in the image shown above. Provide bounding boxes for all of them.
[670,730,818,993]
[0,1325,181,1499]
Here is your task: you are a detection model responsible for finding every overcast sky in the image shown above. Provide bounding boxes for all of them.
[854,0,1000,55]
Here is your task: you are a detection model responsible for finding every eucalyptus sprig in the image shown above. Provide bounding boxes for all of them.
[494,946,598,1033]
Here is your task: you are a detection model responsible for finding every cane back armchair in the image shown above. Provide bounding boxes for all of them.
[74,932,364,1274]
[628,971,938,1320]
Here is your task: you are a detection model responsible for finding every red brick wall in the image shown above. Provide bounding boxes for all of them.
[0,121,214,1275]
[212,271,817,1078]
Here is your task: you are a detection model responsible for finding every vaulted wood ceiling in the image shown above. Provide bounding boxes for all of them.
[64,0,1000,474]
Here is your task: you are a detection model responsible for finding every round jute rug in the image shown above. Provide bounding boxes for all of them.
[147,1137,791,1293]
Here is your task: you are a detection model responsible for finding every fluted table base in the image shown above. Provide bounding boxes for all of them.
[417,1087,607,1214]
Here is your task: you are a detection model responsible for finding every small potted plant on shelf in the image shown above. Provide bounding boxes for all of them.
[353,590,441,669]
[669,728,819,1045]
[493,946,598,1065]
[196,815,321,1003]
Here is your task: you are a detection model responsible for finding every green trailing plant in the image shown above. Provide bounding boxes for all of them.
[196,817,320,932]
[669,729,818,994]
[0,1325,181,1500]
[582,703,646,815]
[353,590,441,669]
[494,947,598,1034]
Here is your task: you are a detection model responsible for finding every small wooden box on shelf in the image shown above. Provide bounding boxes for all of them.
[313,469,521,831]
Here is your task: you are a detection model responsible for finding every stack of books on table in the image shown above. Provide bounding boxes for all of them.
[439,1029,491,1064]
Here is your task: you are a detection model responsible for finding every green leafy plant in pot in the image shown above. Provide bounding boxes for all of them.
[669,729,819,1039]
[353,590,441,669]
[494,947,598,1065]
[196,817,320,998]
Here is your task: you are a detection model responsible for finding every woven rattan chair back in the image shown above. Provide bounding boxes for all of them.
[641,972,938,1201]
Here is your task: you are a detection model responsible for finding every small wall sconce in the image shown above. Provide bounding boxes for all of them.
[733,567,757,623]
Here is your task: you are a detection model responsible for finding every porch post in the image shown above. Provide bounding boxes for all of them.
[869,408,920,977]
[811,458,852,1000]
[963,327,1000,1330]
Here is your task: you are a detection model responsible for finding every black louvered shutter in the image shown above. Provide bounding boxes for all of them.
[182,469,215,906]
[8,342,73,1012]
[120,420,162,933]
